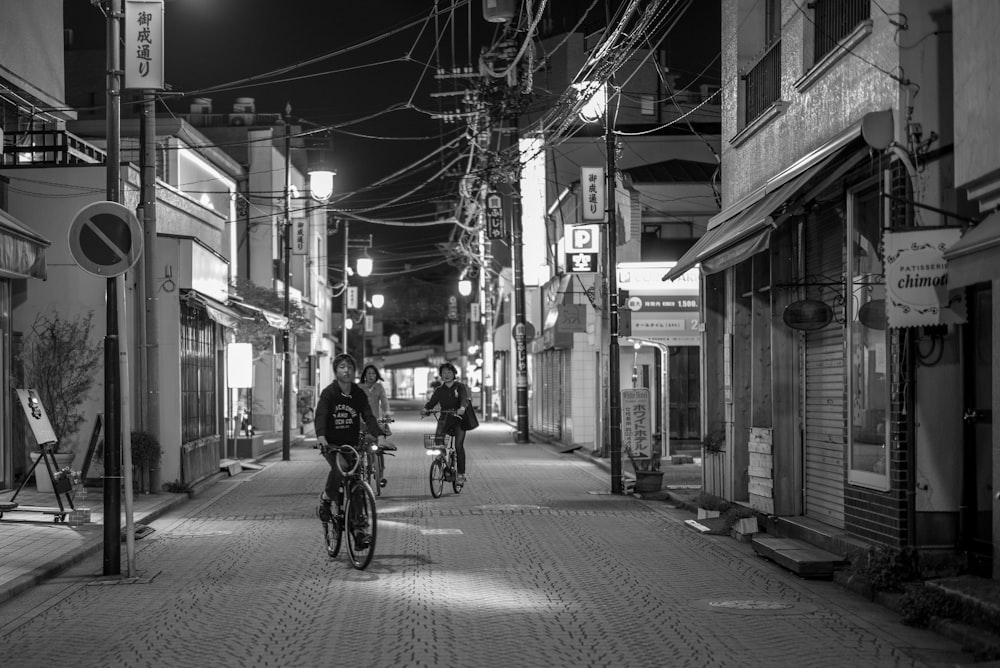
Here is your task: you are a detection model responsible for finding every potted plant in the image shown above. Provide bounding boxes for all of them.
[17,311,102,489]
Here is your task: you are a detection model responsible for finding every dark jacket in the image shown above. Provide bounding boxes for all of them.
[424,381,469,413]
[315,381,384,445]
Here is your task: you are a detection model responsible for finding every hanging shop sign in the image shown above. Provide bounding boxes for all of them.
[782,299,833,331]
[884,228,966,328]
[565,223,599,273]
[124,0,165,90]
[486,193,505,239]
[580,167,605,222]
[292,217,307,255]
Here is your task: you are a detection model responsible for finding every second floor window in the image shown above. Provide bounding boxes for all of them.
[813,0,871,63]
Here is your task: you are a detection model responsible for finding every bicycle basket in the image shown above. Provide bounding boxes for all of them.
[423,434,445,448]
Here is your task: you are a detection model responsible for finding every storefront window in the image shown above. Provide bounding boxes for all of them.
[847,182,889,490]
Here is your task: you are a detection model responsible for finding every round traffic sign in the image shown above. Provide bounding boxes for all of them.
[68,201,143,277]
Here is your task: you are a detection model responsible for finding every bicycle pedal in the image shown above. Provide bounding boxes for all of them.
[380,478,387,488]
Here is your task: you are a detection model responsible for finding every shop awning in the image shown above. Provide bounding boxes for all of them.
[943,211,1000,288]
[663,131,872,282]
[183,290,244,328]
[0,208,50,280]
[227,299,289,329]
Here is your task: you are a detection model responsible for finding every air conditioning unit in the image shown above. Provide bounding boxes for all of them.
[228,113,254,126]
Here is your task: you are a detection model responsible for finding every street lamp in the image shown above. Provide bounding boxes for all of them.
[458,278,472,380]
[578,80,624,494]
[356,254,373,365]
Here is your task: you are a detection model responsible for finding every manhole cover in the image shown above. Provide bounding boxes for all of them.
[477,504,547,511]
[693,598,815,615]
[710,600,793,610]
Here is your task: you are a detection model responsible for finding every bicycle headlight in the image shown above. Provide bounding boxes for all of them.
[425,448,442,456]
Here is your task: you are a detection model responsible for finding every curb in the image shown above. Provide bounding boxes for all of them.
[0,491,192,606]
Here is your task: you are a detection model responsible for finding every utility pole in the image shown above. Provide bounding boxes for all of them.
[606,92,623,495]
[511,182,529,442]
[281,104,292,461]
[139,92,159,486]
[103,0,123,575]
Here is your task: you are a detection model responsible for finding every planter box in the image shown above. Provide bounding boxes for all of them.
[634,470,664,493]
[235,435,266,459]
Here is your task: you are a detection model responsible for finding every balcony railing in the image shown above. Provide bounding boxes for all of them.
[179,112,283,129]
[743,39,781,126]
[1,130,106,166]
[814,0,871,62]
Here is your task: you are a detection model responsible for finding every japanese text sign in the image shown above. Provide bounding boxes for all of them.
[581,167,605,221]
[125,0,164,90]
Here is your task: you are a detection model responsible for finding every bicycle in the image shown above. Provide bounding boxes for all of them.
[366,417,396,497]
[422,409,464,498]
[318,441,378,570]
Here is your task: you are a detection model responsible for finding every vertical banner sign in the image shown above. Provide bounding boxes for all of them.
[621,388,652,458]
[292,218,307,255]
[347,286,358,310]
[486,193,505,239]
[581,167,606,222]
[514,323,528,387]
[124,0,165,90]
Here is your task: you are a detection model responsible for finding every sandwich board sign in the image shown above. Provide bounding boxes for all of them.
[68,201,143,277]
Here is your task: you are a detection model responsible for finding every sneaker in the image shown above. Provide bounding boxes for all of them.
[353,531,372,549]
[456,474,467,485]
[317,501,332,522]
[382,442,397,451]
[380,478,387,488]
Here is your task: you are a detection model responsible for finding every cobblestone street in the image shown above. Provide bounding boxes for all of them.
[0,410,977,667]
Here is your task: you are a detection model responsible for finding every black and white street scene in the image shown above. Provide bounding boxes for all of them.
[1,2,999,666]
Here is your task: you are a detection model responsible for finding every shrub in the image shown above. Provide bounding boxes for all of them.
[900,584,963,627]
[18,311,102,451]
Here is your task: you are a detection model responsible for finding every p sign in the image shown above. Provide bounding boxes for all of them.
[567,224,599,253]
[68,201,143,277]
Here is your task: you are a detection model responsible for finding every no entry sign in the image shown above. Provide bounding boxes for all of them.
[68,201,143,277]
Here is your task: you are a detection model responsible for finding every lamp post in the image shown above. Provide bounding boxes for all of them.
[356,255,373,365]
[458,278,472,381]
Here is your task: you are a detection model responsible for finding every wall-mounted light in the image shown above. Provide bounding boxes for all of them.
[458,279,472,296]
[356,256,373,278]
[371,293,385,309]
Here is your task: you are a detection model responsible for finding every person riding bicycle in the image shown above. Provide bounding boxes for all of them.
[360,363,395,487]
[420,362,470,485]
[315,353,386,546]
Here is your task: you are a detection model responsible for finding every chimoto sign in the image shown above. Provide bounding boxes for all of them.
[884,229,966,328]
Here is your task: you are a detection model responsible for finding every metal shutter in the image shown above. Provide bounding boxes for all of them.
[802,205,847,528]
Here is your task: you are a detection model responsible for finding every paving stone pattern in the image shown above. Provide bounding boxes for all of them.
[0,415,976,667]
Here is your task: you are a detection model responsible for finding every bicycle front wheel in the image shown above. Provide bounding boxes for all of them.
[429,457,445,498]
[323,515,342,559]
[345,481,377,570]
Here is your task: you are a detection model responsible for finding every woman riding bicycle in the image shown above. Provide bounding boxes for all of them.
[420,362,470,485]
[315,353,387,540]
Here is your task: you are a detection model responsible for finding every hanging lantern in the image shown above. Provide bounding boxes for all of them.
[483,0,517,23]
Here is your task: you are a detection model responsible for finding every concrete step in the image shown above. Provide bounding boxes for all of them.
[752,535,847,579]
